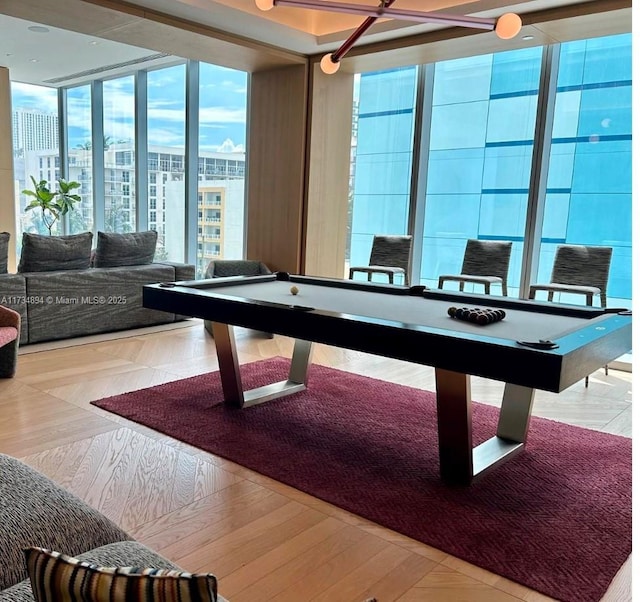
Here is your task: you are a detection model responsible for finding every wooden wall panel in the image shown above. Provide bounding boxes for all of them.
[246,64,308,274]
[303,66,353,279]
[0,67,17,272]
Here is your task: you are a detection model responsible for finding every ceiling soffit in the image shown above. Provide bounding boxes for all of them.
[0,0,632,81]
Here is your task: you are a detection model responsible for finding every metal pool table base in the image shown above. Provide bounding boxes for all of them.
[211,321,534,486]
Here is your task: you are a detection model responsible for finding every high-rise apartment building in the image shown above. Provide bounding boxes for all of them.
[12,108,59,154]
[17,142,245,277]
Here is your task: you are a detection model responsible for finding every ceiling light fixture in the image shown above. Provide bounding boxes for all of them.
[256,0,522,74]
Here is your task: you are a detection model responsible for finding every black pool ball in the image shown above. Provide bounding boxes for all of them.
[456,308,465,319]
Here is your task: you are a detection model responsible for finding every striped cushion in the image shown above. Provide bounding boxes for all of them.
[24,548,218,602]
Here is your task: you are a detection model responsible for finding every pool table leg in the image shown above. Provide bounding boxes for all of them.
[434,368,473,485]
[212,322,314,408]
[435,369,536,485]
[211,321,244,407]
[496,383,536,443]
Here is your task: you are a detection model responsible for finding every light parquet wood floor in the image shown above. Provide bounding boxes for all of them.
[1,321,632,601]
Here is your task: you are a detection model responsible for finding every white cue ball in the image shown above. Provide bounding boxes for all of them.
[290,285,299,295]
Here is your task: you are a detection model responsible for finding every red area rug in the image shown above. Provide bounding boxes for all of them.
[92,358,631,602]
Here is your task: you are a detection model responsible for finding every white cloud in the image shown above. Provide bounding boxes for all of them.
[104,122,134,142]
[148,70,184,88]
[216,138,244,152]
[148,128,186,147]
[148,107,187,122]
[200,80,247,95]
[199,106,246,124]
[11,82,57,113]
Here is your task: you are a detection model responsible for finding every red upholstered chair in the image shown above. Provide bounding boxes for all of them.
[0,305,21,378]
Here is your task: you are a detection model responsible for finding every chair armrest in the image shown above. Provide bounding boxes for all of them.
[0,305,21,329]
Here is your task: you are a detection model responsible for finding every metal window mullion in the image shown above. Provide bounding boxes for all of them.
[58,88,69,234]
[184,60,200,265]
[407,63,435,286]
[135,70,149,231]
[243,73,252,259]
[519,44,561,299]
[91,80,105,233]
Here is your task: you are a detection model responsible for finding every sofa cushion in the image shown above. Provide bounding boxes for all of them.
[0,231,9,274]
[0,454,131,592]
[94,231,157,268]
[18,232,93,273]
[24,547,218,602]
[0,542,229,602]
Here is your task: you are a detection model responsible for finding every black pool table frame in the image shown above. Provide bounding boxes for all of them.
[144,273,631,486]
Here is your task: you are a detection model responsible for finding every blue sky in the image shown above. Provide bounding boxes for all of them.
[11,62,248,152]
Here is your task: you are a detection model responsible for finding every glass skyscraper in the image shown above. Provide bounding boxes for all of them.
[349,33,632,307]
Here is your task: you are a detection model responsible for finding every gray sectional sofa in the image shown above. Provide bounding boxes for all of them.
[0,453,225,601]
[1,262,194,345]
[0,231,195,345]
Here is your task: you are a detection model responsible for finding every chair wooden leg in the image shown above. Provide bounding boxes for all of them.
[585,364,609,387]
[484,283,490,295]
[0,339,19,378]
[502,281,508,296]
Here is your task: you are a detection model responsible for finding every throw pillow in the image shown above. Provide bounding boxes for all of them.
[24,547,218,602]
[18,232,93,273]
[94,231,158,268]
[0,231,9,274]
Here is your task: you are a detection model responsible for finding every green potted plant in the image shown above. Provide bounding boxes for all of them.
[22,176,82,235]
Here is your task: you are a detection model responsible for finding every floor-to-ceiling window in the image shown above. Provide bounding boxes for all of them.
[9,60,248,270]
[147,64,186,261]
[348,67,418,279]
[538,33,632,308]
[103,76,135,233]
[10,83,60,240]
[66,85,93,234]
[348,33,632,306]
[196,62,248,277]
[424,48,542,295]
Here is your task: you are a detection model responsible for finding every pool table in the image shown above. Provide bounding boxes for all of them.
[143,273,632,485]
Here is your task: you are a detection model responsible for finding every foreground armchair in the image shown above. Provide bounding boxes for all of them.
[0,305,20,378]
